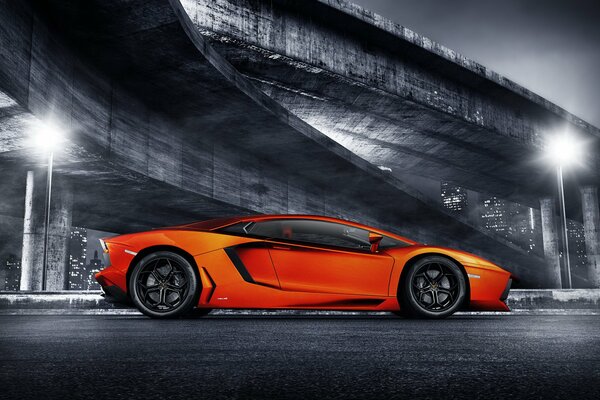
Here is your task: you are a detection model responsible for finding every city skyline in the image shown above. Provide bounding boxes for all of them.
[438,182,592,287]
[67,227,112,290]
[0,226,114,291]
[68,227,87,290]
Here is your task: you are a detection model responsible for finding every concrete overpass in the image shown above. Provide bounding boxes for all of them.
[0,0,599,289]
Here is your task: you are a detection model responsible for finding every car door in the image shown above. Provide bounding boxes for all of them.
[251,219,395,296]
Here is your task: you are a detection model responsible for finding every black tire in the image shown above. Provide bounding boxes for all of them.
[399,256,466,319]
[129,251,199,319]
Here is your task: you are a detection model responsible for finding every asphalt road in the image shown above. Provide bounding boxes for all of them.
[1,314,599,399]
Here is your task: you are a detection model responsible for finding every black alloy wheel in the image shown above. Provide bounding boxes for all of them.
[130,251,199,318]
[399,256,466,319]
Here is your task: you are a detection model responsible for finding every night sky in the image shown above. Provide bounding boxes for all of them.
[351,0,600,127]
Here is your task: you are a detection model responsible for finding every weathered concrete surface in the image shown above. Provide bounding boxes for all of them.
[183,0,600,207]
[43,176,72,291]
[506,289,600,310]
[581,186,600,287]
[20,170,72,290]
[0,291,131,312]
[539,197,562,288]
[1,290,599,314]
[19,171,45,291]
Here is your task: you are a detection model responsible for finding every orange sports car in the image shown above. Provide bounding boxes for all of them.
[95,214,512,319]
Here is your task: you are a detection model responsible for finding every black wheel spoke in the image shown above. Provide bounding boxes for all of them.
[166,281,187,290]
[159,288,166,305]
[151,270,163,284]
[428,291,438,309]
[420,290,433,305]
[164,259,174,281]
[412,276,430,290]
[423,267,434,285]
[166,287,182,296]
[432,267,446,283]
[438,288,453,304]
[445,283,458,291]
[419,272,434,286]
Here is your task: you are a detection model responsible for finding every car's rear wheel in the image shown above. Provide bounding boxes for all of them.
[399,256,466,319]
[129,251,199,318]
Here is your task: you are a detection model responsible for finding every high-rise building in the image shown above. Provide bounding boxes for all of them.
[567,220,588,285]
[508,205,540,256]
[480,196,509,236]
[86,250,103,290]
[69,227,88,290]
[3,254,21,291]
[441,181,468,214]
[479,196,542,256]
[0,263,5,291]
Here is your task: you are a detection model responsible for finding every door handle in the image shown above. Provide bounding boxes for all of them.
[271,245,291,250]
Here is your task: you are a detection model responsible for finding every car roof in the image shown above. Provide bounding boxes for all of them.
[175,214,417,244]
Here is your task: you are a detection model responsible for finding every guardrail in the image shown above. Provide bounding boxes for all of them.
[0,289,598,315]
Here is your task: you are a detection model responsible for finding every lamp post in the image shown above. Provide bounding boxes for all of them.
[30,121,64,291]
[555,164,571,289]
[546,133,582,289]
[41,150,53,290]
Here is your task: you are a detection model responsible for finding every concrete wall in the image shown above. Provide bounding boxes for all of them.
[0,0,468,238]
[184,0,569,148]
[0,0,397,242]
[0,1,332,221]
[581,187,600,287]
[1,290,599,314]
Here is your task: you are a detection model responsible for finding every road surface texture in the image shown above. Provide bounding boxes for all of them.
[1,314,599,399]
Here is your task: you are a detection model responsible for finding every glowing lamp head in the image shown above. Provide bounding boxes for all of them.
[546,133,583,167]
[29,120,66,151]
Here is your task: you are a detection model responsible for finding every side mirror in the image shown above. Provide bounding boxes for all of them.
[368,232,383,253]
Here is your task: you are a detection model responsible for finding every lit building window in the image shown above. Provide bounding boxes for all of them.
[440,181,468,214]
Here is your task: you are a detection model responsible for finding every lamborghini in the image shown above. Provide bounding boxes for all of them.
[95,214,512,318]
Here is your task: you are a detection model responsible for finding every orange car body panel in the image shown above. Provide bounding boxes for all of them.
[268,241,394,296]
[96,215,511,312]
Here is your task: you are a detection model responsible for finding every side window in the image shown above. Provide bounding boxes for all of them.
[217,220,410,250]
[217,221,283,238]
[247,220,285,238]
[249,220,371,250]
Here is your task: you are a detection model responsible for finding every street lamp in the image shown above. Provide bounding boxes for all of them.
[29,120,66,291]
[546,133,583,289]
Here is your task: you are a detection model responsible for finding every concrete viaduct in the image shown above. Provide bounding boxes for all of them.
[0,0,599,289]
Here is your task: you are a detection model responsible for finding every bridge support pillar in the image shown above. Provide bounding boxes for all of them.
[539,197,562,288]
[580,186,600,288]
[20,170,72,291]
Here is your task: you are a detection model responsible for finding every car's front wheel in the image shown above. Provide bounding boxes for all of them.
[399,256,466,319]
[129,251,199,318]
